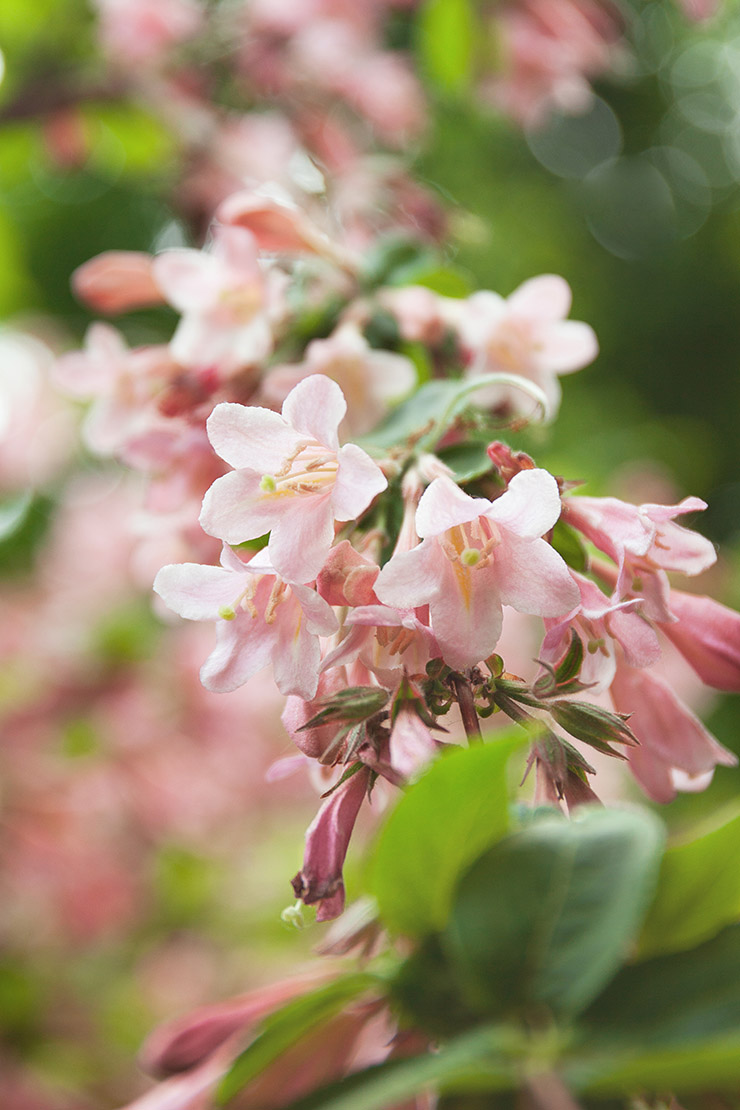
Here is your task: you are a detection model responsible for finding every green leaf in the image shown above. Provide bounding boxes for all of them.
[286,1025,519,1110]
[569,923,740,1095]
[443,808,664,1020]
[638,803,740,959]
[217,973,379,1105]
[369,735,523,936]
[438,442,494,483]
[417,0,476,95]
[549,520,588,574]
[361,379,461,450]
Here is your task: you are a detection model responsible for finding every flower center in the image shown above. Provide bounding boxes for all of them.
[260,441,338,498]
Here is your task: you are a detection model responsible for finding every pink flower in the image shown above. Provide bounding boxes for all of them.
[658,590,740,693]
[54,324,171,458]
[94,0,203,64]
[375,469,579,670]
[152,226,274,376]
[218,189,356,269]
[458,275,598,418]
[565,493,716,620]
[199,375,388,584]
[320,603,438,688]
[610,663,736,804]
[540,573,661,694]
[291,764,372,920]
[261,323,416,438]
[388,705,440,780]
[153,546,337,699]
[71,251,164,314]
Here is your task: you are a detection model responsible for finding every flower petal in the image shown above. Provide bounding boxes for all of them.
[415,476,492,539]
[333,443,387,521]
[495,534,579,616]
[282,374,345,450]
[206,403,299,472]
[200,470,289,544]
[507,273,572,320]
[153,563,242,620]
[487,468,562,539]
[268,498,335,583]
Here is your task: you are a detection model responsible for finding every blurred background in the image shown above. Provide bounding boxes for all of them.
[1,0,739,1105]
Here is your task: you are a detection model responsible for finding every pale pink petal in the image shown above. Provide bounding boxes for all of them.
[170,313,271,373]
[611,665,736,803]
[333,444,388,520]
[537,320,599,373]
[153,563,242,620]
[200,614,273,692]
[389,708,439,779]
[206,402,300,472]
[200,470,289,543]
[507,273,572,320]
[607,607,662,668]
[272,602,324,699]
[660,591,740,692]
[374,539,441,610]
[291,584,340,637]
[268,497,335,583]
[487,468,562,539]
[282,374,345,450]
[495,534,579,616]
[415,476,492,539]
[641,496,708,523]
[211,224,260,279]
[649,518,716,576]
[430,557,504,669]
[152,249,224,312]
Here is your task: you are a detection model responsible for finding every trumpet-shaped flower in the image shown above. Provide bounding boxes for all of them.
[375,469,579,671]
[153,546,337,699]
[564,493,716,620]
[200,375,387,584]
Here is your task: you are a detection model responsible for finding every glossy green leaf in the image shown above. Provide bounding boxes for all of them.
[444,807,664,1019]
[638,803,740,958]
[369,735,522,936]
[569,922,740,1095]
[217,973,379,1105]
[417,0,476,94]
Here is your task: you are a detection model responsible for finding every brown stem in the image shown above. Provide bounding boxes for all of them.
[520,1072,583,1110]
[451,673,482,744]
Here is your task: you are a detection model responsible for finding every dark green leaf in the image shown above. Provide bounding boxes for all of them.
[369,735,522,936]
[569,923,740,1095]
[444,808,664,1020]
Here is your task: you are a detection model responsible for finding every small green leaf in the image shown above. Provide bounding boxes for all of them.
[417,0,476,94]
[361,379,461,450]
[638,804,740,959]
[217,973,379,1105]
[444,808,664,1020]
[369,735,523,936]
[550,520,588,573]
[438,442,494,483]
